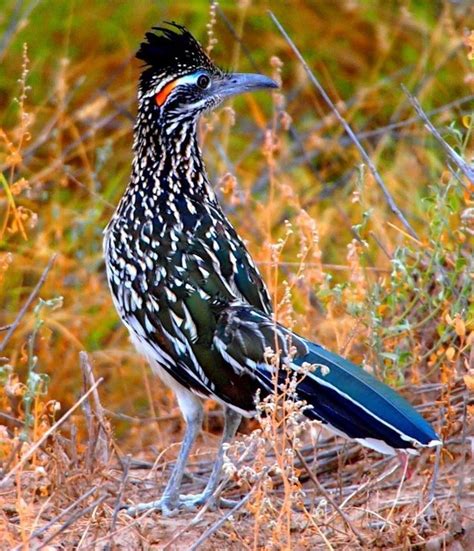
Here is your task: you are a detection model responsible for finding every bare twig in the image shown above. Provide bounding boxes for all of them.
[0,0,41,60]
[257,261,390,273]
[81,363,95,469]
[368,231,393,261]
[80,351,110,468]
[105,454,131,551]
[87,508,155,547]
[0,411,24,428]
[401,84,474,184]
[425,405,445,519]
[0,440,23,478]
[355,94,474,142]
[14,486,99,549]
[215,4,260,73]
[295,448,366,546]
[104,407,223,424]
[384,453,409,527]
[38,494,107,549]
[187,490,256,551]
[337,461,399,512]
[456,393,469,505]
[0,377,103,487]
[0,254,57,352]
[268,11,419,239]
[98,87,135,122]
[66,171,115,210]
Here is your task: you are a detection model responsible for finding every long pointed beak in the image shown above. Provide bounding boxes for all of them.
[213,72,278,99]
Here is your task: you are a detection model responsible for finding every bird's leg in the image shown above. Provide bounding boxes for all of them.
[180,406,242,509]
[125,389,203,517]
[396,450,414,480]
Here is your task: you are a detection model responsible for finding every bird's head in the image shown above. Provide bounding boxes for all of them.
[136,22,278,125]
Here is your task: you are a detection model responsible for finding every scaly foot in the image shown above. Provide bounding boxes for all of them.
[123,493,239,516]
[179,492,239,511]
[123,496,179,517]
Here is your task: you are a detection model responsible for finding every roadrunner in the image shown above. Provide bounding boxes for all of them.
[104,23,441,515]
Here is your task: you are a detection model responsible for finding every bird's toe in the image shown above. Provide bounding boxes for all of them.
[122,497,179,517]
[179,492,239,511]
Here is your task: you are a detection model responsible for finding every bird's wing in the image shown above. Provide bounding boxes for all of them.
[117,215,272,411]
[188,201,273,315]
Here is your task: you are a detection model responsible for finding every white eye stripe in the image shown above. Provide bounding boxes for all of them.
[150,71,212,105]
[175,73,202,86]
[163,71,210,90]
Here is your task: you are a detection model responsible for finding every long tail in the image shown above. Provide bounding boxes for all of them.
[292,340,441,455]
[214,304,441,456]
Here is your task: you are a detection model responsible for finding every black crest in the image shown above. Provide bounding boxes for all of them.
[136,22,218,87]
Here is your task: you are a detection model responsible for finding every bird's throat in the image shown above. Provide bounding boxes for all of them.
[131,112,215,204]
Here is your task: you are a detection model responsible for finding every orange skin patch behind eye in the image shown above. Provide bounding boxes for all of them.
[155,79,178,106]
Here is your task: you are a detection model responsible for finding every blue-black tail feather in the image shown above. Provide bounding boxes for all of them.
[214,304,440,455]
[288,340,440,454]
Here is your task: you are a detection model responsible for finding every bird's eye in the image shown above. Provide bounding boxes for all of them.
[196,74,211,89]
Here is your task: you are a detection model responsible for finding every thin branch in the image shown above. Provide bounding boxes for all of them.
[0,411,24,427]
[429,439,442,505]
[38,494,107,549]
[368,231,393,261]
[105,454,131,551]
[456,393,469,505]
[268,10,419,239]
[401,84,474,184]
[355,94,474,142]
[15,486,98,549]
[0,253,57,352]
[384,453,409,526]
[295,448,366,546]
[0,377,104,487]
[104,407,223,424]
[425,405,445,518]
[86,508,155,547]
[187,488,257,551]
[0,440,23,478]
[66,171,115,211]
[215,4,260,73]
[80,351,110,468]
[337,461,399,512]
[0,0,41,60]
[256,261,390,272]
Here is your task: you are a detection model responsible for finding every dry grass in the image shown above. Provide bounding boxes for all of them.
[1,1,473,549]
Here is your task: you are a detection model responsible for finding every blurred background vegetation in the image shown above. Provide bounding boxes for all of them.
[0,0,472,462]
[1,1,473,547]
